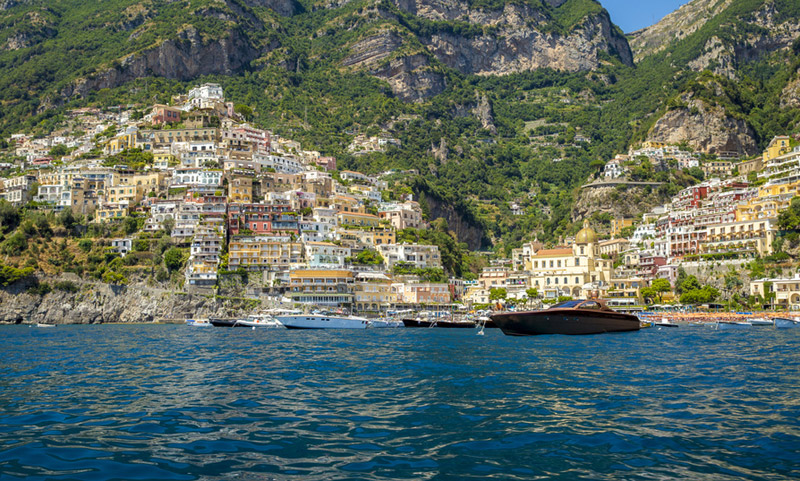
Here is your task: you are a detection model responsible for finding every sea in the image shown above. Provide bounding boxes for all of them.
[1,324,799,480]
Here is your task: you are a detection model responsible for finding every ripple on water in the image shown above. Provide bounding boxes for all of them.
[0,325,799,480]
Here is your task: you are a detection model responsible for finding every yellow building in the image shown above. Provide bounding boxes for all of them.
[337,212,381,227]
[642,141,668,149]
[288,269,354,306]
[103,133,137,155]
[353,272,396,312]
[228,236,304,270]
[751,275,800,308]
[352,228,396,247]
[736,181,800,222]
[228,176,253,203]
[94,204,128,222]
[763,136,792,163]
[700,218,776,257]
[610,217,634,237]
[526,224,615,300]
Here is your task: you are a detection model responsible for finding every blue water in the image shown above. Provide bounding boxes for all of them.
[1,325,799,480]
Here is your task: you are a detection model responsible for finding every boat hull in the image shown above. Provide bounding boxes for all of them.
[277,315,370,329]
[401,319,477,328]
[717,321,752,330]
[490,309,640,336]
[774,317,800,328]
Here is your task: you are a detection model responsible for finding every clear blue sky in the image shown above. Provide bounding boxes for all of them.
[601,0,692,33]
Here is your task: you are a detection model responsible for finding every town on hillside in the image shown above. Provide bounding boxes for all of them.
[2,83,800,313]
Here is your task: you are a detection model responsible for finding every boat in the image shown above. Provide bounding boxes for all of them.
[401,318,477,328]
[774,317,800,328]
[369,318,404,328]
[276,313,371,329]
[489,299,640,336]
[209,318,239,327]
[716,320,753,330]
[748,317,773,326]
[35,323,55,328]
[655,318,679,327]
[185,318,211,327]
[233,314,283,328]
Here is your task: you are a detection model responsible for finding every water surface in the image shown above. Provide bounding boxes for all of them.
[1,325,799,480]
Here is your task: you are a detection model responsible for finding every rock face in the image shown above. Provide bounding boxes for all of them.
[572,184,668,223]
[631,0,800,77]
[343,31,446,102]
[61,27,264,100]
[0,277,254,324]
[647,94,758,157]
[392,0,632,76]
[422,193,487,250]
[781,68,800,109]
[628,0,733,61]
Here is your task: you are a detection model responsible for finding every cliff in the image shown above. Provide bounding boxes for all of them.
[0,275,258,325]
[646,92,758,157]
[628,0,733,61]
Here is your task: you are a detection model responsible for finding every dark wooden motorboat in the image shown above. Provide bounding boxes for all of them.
[402,318,477,328]
[209,318,239,327]
[490,299,640,336]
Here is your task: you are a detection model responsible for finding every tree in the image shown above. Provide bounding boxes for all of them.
[123,216,139,235]
[161,217,174,236]
[651,278,672,303]
[778,197,800,230]
[164,247,185,272]
[353,249,384,265]
[489,287,507,301]
[679,275,701,294]
[640,287,657,304]
[58,208,76,231]
[525,287,538,300]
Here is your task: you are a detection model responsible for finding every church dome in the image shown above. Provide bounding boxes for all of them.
[576,222,597,244]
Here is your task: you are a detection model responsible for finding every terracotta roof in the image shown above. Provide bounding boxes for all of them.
[533,248,573,257]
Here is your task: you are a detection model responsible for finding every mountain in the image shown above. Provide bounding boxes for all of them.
[0,0,800,252]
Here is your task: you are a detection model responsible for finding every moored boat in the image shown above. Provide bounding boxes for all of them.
[209,318,239,327]
[401,318,477,328]
[369,318,404,328]
[774,317,800,328]
[716,320,753,330]
[490,299,640,336]
[234,315,283,328]
[35,323,55,328]
[748,317,773,326]
[185,318,211,327]
[276,314,371,329]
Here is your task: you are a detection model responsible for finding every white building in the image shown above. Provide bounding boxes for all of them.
[377,244,442,269]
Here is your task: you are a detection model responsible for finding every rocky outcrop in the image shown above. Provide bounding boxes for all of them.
[647,94,758,157]
[60,27,264,100]
[372,54,446,102]
[472,92,496,134]
[396,1,633,75]
[422,193,487,250]
[781,69,800,109]
[631,0,800,75]
[240,0,302,17]
[572,184,668,223]
[628,0,733,60]
[343,31,446,102]
[0,276,257,324]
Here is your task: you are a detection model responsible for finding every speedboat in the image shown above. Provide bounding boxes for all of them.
[774,317,800,328]
[490,299,640,336]
[35,323,55,328]
[369,318,404,328]
[401,318,477,328]
[185,318,211,327]
[748,317,773,326]
[716,321,752,330]
[655,318,679,327]
[234,315,283,328]
[276,313,371,329]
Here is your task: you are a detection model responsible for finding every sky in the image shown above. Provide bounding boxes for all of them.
[600,0,693,33]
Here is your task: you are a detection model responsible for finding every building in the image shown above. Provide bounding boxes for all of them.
[378,244,442,269]
[751,275,800,309]
[401,283,451,305]
[227,203,298,236]
[304,241,351,267]
[379,201,424,230]
[228,235,304,270]
[701,160,734,178]
[353,273,396,312]
[287,269,354,306]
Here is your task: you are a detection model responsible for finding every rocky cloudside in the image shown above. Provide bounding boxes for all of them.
[0,276,252,324]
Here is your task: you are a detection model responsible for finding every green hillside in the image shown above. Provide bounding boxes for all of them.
[1,0,800,253]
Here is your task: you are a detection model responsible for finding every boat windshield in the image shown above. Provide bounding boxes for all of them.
[549,300,584,309]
